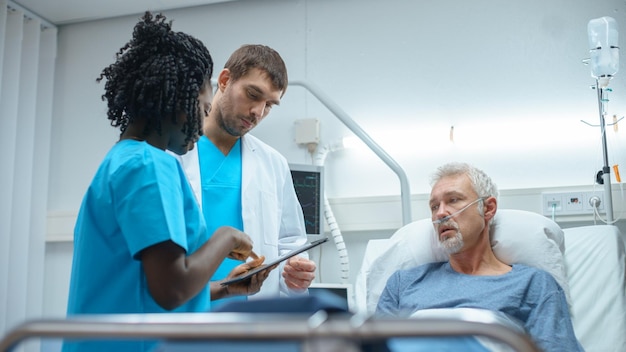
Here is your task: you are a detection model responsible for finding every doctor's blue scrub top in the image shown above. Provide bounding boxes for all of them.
[197,136,245,304]
[64,140,210,352]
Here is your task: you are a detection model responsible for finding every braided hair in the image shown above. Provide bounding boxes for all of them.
[97,11,213,145]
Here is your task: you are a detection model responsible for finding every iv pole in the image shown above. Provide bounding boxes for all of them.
[587,16,619,223]
[594,82,615,222]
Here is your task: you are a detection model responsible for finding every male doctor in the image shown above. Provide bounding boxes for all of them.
[176,44,316,301]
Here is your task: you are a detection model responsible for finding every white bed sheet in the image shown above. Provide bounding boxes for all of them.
[563,225,626,352]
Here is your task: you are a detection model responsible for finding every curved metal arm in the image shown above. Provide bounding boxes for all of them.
[290,80,412,225]
[0,311,540,352]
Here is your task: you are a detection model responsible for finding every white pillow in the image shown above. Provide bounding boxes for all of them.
[358,209,570,314]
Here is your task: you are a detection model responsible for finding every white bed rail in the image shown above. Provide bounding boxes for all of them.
[0,310,540,352]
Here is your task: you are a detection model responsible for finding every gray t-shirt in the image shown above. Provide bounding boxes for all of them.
[376,262,583,352]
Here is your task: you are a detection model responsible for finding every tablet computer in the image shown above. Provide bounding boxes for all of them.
[220,237,329,286]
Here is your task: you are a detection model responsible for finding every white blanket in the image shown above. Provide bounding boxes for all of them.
[563,225,626,352]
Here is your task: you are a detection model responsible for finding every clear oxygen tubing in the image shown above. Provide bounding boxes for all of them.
[314,142,350,284]
[432,197,487,225]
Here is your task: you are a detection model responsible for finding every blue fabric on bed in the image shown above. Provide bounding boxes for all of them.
[387,336,489,352]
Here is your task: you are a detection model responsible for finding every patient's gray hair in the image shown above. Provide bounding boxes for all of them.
[430,162,499,201]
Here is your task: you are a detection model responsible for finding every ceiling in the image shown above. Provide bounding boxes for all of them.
[9,0,238,25]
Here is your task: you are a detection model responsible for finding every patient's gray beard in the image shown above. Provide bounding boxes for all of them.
[437,222,464,255]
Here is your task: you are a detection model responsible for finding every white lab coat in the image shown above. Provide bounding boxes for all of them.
[176,134,309,298]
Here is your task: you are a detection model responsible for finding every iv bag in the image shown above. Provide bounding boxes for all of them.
[588,16,619,80]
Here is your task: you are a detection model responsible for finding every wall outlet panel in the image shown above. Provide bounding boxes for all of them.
[542,192,604,216]
[564,193,584,213]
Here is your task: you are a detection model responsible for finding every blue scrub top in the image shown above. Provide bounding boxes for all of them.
[197,136,245,303]
[64,140,211,352]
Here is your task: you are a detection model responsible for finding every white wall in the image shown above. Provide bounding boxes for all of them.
[48,0,626,211]
[43,0,626,318]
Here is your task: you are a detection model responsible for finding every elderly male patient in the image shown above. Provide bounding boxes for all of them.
[376,162,583,352]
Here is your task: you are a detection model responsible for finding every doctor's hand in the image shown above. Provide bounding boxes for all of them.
[283,256,316,291]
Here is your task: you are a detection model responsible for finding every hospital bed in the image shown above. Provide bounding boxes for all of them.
[0,310,542,352]
[355,209,626,352]
[1,211,623,352]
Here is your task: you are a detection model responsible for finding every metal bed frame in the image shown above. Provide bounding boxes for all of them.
[0,309,540,352]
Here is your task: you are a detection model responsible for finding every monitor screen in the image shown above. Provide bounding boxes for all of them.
[289,163,324,240]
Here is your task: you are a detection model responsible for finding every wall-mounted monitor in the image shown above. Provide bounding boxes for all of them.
[289,163,324,241]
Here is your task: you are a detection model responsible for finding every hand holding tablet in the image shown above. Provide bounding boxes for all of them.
[221,237,329,286]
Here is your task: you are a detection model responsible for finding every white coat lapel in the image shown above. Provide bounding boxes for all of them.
[241,136,257,198]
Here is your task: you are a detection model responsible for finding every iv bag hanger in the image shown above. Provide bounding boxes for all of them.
[580,117,623,127]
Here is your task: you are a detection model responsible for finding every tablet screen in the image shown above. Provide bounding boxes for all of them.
[220,237,329,286]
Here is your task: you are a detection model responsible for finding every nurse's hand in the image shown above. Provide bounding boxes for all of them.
[218,227,254,261]
[283,256,316,291]
[144,227,257,309]
[220,256,278,297]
